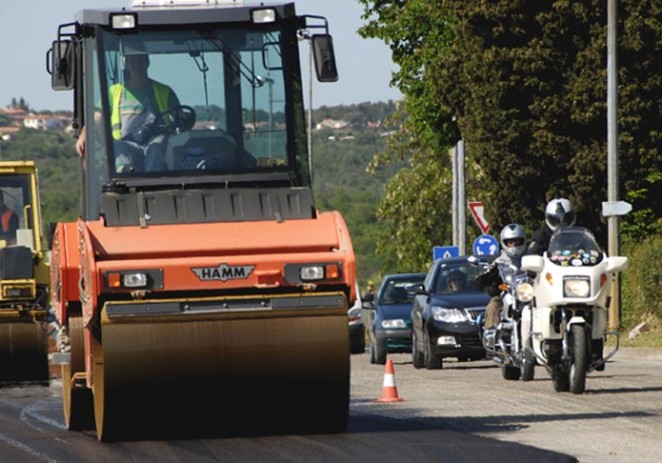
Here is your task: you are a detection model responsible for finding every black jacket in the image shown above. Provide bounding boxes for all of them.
[526,224,553,256]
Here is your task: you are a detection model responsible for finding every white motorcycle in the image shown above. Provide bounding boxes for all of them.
[521,226,629,394]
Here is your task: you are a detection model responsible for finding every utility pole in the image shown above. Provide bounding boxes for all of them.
[605,0,627,331]
[452,139,466,255]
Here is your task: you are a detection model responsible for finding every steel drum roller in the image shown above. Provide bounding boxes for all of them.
[0,322,48,382]
[92,309,350,441]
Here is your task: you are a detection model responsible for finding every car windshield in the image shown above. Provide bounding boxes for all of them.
[379,277,423,305]
[434,262,482,294]
[548,226,604,266]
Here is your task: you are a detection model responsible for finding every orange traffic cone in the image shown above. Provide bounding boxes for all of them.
[375,358,404,402]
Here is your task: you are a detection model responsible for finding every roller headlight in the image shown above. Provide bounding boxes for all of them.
[563,276,590,298]
[104,269,163,290]
[284,263,342,283]
[515,282,534,302]
[431,307,467,323]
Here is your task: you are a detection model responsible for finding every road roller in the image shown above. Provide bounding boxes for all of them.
[0,161,50,383]
[47,0,356,441]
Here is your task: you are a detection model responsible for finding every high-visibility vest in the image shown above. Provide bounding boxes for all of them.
[1,208,15,233]
[110,81,173,140]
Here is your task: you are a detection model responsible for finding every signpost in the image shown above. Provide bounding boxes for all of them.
[473,234,499,256]
[468,201,490,234]
[433,245,459,261]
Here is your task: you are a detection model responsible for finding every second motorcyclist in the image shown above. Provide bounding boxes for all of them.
[477,223,528,346]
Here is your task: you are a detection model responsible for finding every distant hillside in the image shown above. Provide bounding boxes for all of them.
[0,101,398,284]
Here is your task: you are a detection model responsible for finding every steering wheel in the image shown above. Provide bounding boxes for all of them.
[152,104,196,133]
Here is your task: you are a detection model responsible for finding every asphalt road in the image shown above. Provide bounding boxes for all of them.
[0,346,660,462]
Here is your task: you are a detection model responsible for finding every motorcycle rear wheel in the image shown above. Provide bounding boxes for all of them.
[501,364,521,381]
[552,367,570,392]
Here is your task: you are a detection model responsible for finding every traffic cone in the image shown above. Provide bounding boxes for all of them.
[375,358,404,402]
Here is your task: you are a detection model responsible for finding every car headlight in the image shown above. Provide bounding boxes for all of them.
[515,282,534,302]
[563,276,590,298]
[431,306,467,323]
[381,319,406,329]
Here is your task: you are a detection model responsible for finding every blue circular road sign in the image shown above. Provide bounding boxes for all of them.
[473,234,499,256]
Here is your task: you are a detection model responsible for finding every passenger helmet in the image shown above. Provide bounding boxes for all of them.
[500,223,527,259]
[545,198,575,231]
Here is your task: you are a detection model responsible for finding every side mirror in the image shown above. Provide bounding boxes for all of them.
[410,283,426,295]
[521,255,544,274]
[311,34,338,82]
[48,40,75,90]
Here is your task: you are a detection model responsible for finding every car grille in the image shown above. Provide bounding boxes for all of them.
[458,333,484,348]
[465,307,486,322]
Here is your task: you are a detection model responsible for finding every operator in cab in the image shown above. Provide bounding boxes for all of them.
[75,49,184,173]
[0,190,18,244]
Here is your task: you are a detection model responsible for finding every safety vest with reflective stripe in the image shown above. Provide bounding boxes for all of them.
[110,80,173,140]
[1,208,15,233]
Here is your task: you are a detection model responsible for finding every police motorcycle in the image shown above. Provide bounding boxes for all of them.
[521,226,629,394]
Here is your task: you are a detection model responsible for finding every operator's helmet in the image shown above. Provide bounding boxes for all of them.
[545,198,576,231]
[500,223,527,259]
[446,269,466,292]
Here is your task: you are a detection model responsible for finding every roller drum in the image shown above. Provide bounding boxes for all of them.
[92,310,350,441]
[0,322,49,382]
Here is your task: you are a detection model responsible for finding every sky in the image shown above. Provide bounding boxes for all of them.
[1,0,402,112]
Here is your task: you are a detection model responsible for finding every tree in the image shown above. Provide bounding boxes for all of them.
[359,0,662,259]
[358,1,461,272]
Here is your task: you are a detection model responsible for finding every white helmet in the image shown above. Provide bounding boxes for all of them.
[500,223,527,259]
[545,198,575,231]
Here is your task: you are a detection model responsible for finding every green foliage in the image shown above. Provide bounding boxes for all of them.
[0,129,80,225]
[311,128,397,283]
[621,235,662,330]
[360,0,662,258]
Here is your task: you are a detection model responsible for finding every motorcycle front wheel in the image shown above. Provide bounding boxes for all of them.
[521,347,536,382]
[569,324,589,394]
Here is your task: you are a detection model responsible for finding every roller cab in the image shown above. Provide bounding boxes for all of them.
[48,0,354,441]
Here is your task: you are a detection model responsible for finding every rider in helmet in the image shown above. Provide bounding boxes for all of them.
[526,198,575,256]
[479,224,527,334]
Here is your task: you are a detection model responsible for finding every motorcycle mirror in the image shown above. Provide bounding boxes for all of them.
[522,255,544,274]
[467,256,480,266]
[606,256,629,273]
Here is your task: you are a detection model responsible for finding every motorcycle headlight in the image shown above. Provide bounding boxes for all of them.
[515,282,534,302]
[563,276,590,298]
[431,307,467,323]
[381,319,406,329]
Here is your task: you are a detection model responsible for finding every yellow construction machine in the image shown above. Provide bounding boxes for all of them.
[0,161,50,382]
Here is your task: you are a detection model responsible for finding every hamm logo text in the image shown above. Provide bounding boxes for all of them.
[191,264,255,282]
